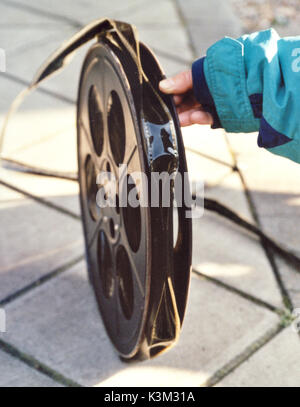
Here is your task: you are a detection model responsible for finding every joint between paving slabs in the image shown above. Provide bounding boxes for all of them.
[173,0,197,60]
[0,178,80,221]
[0,338,82,387]
[192,268,285,316]
[0,254,84,307]
[1,0,83,30]
[202,322,286,387]
[2,72,76,105]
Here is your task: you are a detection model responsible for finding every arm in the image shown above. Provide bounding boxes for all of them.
[160,28,300,164]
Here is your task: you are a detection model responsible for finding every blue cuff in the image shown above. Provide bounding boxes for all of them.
[192,57,222,129]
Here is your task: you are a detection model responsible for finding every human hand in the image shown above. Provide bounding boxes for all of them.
[159,70,213,127]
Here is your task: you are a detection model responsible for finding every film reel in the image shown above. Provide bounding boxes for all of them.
[77,27,192,360]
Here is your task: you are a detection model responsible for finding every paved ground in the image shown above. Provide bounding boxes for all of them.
[0,0,299,387]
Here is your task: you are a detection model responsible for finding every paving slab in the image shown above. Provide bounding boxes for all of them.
[176,0,242,55]
[226,132,300,307]
[185,149,232,191]
[0,1,76,82]
[182,125,233,166]
[192,209,283,308]
[272,255,300,308]
[216,327,300,387]
[0,261,278,386]
[226,132,300,254]
[182,125,234,188]
[137,27,192,75]
[0,166,80,216]
[0,184,83,301]
[0,105,78,175]
[6,0,142,26]
[205,171,253,222]
[8,126,78,174]
[0,349,62,387]
[0,77,76,152]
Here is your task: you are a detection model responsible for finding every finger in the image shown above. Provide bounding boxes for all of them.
[176,99,201,114]
[190,110,213,125]
[159,70,193,94]
[178,109,198,127]
[173,95,183,106]
[178,108,213,127]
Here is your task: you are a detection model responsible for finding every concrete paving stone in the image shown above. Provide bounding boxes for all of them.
[137,31,190,69]
[0,27,65,64]
[0,79,80,215]
[8,0,143,26]
[6,38,89,102]
[0,2,82,100]
[226,132,300,254]
[0,166,80,215]
[272,255,300,309]
[176,0,242,55]
[0,10,76,82]
[182,126,234,188]
[0,349,62,387]
[0,262,278,386]
[0,181,20,201]
[3,26,73,61]
[0,100,77,175]
[8,126,78,174]
[192,210,283,308]
[185,148,232,190]
[119,0,182,27]
[0,1,64,26]
[0,184,83,301]
[141,48,189,77]
[34,44,90,102]
[216,327,300,387]
[182,125,234,166]
[226,133,300,311]
[205,171,253,222]
[151,54,189,77]
[0,76,76,151]
[0,75,73,114]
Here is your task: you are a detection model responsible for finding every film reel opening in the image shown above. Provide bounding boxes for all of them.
[85,154,99,221]
[97,230,114,299]
[88,85,104,156]
[116,245,134,320]
[107,90,126,166]
[122,174,142,253]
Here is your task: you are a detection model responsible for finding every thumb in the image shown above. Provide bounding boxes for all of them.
[159,70,193,94]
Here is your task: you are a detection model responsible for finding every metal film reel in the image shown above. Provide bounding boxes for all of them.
[77,28,192,360]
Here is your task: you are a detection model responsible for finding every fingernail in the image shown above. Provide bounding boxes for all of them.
[159,78,175,90]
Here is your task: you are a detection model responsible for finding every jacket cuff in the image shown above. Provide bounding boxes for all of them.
[205,38,260,133]
[192,57,222,129]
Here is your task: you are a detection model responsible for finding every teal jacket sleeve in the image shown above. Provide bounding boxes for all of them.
[192,28,300,164]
